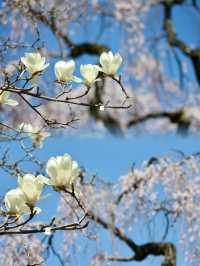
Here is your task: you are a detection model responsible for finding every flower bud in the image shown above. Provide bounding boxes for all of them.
[46,153,80,190]
[80,64,100,86]
[19,123,50,148]
[18,174,48,207]
[55,60,81,83]
[21,52,49,76]
[99,51,122,76]
[5,188,30,215]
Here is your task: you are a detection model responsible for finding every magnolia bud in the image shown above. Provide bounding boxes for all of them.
[21,52,49,76]
[18,174,49,207]
[46,153,80,190]
[80,64,100,86]
[99,51,122,76]
[54,60,82,83]
[5,188,30,215]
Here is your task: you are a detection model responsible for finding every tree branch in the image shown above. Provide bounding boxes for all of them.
[127,108,191,133]
[89,211,176,265]
[162,0,200,85]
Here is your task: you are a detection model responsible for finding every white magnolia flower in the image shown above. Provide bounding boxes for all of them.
[5,188,30,215]
[80,64,100,86]
[0,91,18,106]
[18,174,49,207]
[46,153,80,190]
[54,60,82,83]
[21,52,49,76]
[19,123,50,148]
[99,51,122,75]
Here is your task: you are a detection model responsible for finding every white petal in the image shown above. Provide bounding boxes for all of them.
[72,75,82,83]
[37,175,51,185]
[110,54,122,75]
[100,52,110,73]
[55,60,75,82]
[80,64,99,85]
[46,158,58,179]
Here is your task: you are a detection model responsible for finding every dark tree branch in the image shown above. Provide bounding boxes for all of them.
[162,0,200,85]
[127,108,191,133]
[1,85,131,110]
[0,218,89,235]
[89,211,176,265]
[25,3,108,58]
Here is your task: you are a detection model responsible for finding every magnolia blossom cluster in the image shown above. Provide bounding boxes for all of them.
[4,153,80,216]
[0,51,122,109]
[21,51,122,86]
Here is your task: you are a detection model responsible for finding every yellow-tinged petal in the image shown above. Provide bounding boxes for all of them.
[80,64,100,86]
[46,153,80,190]
[99,51,122,75]
[21,52,49,76]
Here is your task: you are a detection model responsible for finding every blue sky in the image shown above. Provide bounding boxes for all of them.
[42,133,200,179]
[43,133,199,266]
[1,132,199,265]
[46,133,200,265]
[0,134,200,266]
